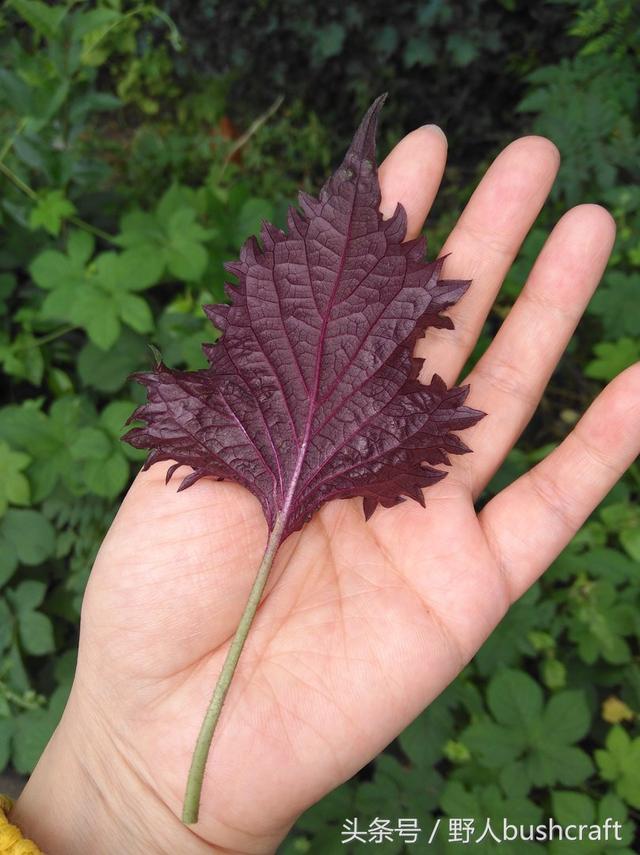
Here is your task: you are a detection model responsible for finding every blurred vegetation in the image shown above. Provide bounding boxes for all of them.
[0,1,638,851]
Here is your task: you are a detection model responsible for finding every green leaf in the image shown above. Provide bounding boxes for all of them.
[541,690,591,744]
[11,687,67,774]
[397,697,454,769]
[596,793,634,847]
[312,23,345,62]
[588,271,639,339]
[99,401,137,439]
[499,760,531,799]
[115,189,211,283]
[447,33,478,66]
[29,190,76,236]
[83,451,129,498]
[78,327,149,393]
[72,7,122,41]
[157,185,199,226]
[156,310,212,369]
[92,252,121,293]
[67,230,95,267]
[487,669,543,728]
[118,246,165,291]
[551,790,594,825]
[6,641,30,693]
[0,408,53,485]
[585,338,640,381]
[600,501,640,533]
[0,542,19,588]
[595,726,640,809]
[541,659,566,690]
[30,249,77,290]
[403,37,436,68]
[117,293,153,334]
[620,527,640,561]
[439,779,477,818]
[9,580,47,612]
[9,0,68,39]
[69,427,112,461]
[0,441,31,516]
[12,709,50,772]
[165,239,208,282]
[0,273,16,311]
[18,610,55,655]
[464,670,595,795]
[30,235,159,349]
[0,70,31,115]
[166,208,211,281]
[0,400,93,501]
[0,718,13,770]
[0,509,55,566]
[531,744,594,787]
[570,547,637,585]
[41,283,78,319]
[464,720,525,768]
[53,651,77,691]
[84,301,120,350]
[117,210,164,248]
[1,332,45,387]
[568,579,635,665]
[476,585,548,674]
[234,198,274,243]
[0,598,13,649]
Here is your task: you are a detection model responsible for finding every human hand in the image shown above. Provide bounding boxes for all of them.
[12,125,640,854]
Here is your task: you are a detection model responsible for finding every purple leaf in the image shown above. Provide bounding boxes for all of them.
[124,95,484,539]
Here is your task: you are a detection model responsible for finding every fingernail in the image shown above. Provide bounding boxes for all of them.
[421,124,447,142]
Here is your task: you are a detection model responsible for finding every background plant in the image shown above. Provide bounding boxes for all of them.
[0,0,638,851]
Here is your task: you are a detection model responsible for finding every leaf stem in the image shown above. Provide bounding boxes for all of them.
[0,160,36,200]
[181,513,286,825]
[12,324,78,351]
[0,118,27,164]
[221,94,284,172]
[0,161,117,245]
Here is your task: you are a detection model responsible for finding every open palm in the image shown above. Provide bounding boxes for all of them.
[44,128,640,854]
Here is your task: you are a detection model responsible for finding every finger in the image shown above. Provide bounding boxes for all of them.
[465,204,616,494]
[479,363,640,602]
[378,124,448,239]
[416,136,560,383]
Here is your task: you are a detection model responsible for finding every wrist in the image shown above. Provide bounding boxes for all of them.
[10,689,284,854]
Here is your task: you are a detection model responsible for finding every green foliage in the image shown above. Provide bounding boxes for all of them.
[595,727,640,809]
[570,0,640,58]
[0,441,30,515]
[517,56,639,205]
[0,2,638,852]
[462,670,593,792]
[589,272,639,339]
[585,339,640,381]
[31,231,157,349]
[549,791,634,853]
[28,189,76,237]
[0,0,286,777]
[440,782,544,855]
[515,0,640,397]
[162,0,576,167]
[0,509,54,586]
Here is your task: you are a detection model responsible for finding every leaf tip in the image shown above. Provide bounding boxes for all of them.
[345,92,388,166]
